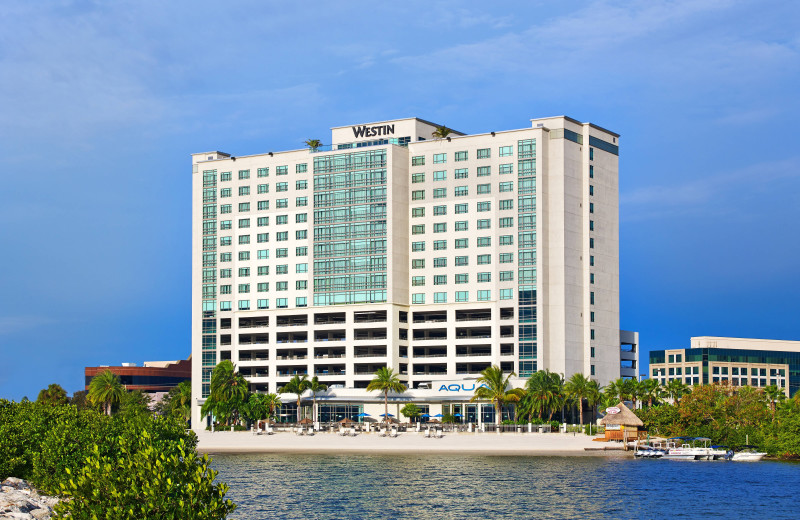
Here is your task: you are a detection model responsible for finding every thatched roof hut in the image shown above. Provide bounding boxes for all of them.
[599,402,644,442]
[599,402,643,428]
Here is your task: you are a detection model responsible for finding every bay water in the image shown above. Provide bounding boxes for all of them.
[211,453,799,519]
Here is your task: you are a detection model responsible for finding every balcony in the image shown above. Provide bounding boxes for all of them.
[456,345,491,357]
[354,347,387,358]
[239,317,269,329]
[276,315,308,327]
[413,328,447,341]
[314,312,346,325]
[315,330,346,342]
[413,311,447,323]
[354,328,387,341]
[455,309,491,322]
[239,334,269,345]
[353,310,387,323]
[314,348,346,359]
[455,327,491,340]
[276,332,308,344]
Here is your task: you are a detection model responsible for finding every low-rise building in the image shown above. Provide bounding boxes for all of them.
[649,337,800,397]
[85,358,191,394]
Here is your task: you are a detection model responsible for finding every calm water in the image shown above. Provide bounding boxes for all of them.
[211,453,800,520]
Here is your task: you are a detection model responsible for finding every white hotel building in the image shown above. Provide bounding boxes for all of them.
[191,116,638,427]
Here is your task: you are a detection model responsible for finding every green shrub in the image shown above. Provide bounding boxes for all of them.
[55,430,235,520]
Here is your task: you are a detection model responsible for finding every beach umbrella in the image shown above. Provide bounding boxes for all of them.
[357,412,370,423]
[454,413,463,422]
[299,417,313,425]
[433,413,443,418]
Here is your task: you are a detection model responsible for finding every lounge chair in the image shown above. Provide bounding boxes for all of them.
[390,428,398,438]
[266,426,274,435]
[424,428,431,438]
[349,427,357,437]
[379,428,387,437]
[435,429,443,439]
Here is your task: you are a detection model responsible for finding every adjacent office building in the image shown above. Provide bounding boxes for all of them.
[191,116,634,427]
[649,336,800,397]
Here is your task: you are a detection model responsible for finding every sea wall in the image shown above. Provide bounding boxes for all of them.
[0,478,59,520]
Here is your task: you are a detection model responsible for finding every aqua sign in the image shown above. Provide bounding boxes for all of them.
[438,383,488,392]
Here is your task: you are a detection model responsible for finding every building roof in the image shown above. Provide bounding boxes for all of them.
[599,402,644,427]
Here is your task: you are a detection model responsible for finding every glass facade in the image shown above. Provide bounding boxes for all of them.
[201,169,218,397]
[313,150,388,305]
[517,139,537,377]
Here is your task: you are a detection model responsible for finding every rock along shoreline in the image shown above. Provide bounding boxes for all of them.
[0,478,59,520]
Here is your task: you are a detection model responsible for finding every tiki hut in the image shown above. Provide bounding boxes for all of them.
[599,402,644,442]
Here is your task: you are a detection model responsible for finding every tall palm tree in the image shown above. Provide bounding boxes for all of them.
[36,383,69,406]
[604,378,634,404]
[470,365,522,427]
[304,139,322,151]
[264,392,282,421]
[639,379,661,408]
[306,376,328,424]
[431,125,452,139]
[586,380,603,427]
[664,378,689,403]
[524,370,564,422]
[174,380,192,422]
[564,373,592,427]
[87,370,126,415]
[764,385,785,416]
[201,360,249,425]
[366,367,406,425]
[279,374,310,423]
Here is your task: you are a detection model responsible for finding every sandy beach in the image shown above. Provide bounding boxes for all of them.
[195,429,626,456]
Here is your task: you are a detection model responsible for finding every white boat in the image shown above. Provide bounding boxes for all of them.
[662,437,715,460]
[731,445,766,462]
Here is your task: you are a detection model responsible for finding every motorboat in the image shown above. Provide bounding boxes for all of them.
[731,445,766,462]
[662,437,717,460]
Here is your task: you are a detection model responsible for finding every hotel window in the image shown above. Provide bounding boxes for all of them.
[277,215,288,225]
[499,146,513,157]
[477,202,491,212]
[239,186,250,196]
[276,182,288,192]
[455,221,468,231]
[499,217,514,228]
[433,223,447,233]
[477,148,490,159]
[276,166,288,176]
[239,203,250,212]
[500,288,513,300]
[591,347,596,358]
[477,166,490,177]
[477,254,491,265]
[499,181,513,192]
[412,276,426,286]
[589,148,594,160]
[499,235,513,245]
[499,271,513,281]
[477,272,491,283]
[454,186,468,197]
[456,291,468,302]
[238,235,250,245]
[477,237,491,247]
[239,170,250,180]
[589,165,594,178]
[220,301,232,311]
[477,184,491,195]
[220,204,232,214]
[297,280,307,290]
[433,153,446,164]
[589,238,594,249]
[412,293,425,304]
[257,167,268,178]
[591,365,595,376]
[296,297,307,308]
[412,259,425,269]
[590,329,595,340]
[296,180,308,190]
[589,185,594,196]
[238,284,250,294]
[238,300,250,310]
[412,241,425,252]
[434,292,447,303]
[296,213,308,223]
[220,188,232,198]
[455,274,468,284]
[276,265,288,275]
[590,291,595,305]
[499,163,513,175]
[296,263,308,273]
[590,273,595,284]
[412,208,425,218]
[455,256,468,266]
[238,251,250,261]
[454,168,468,179]
[455,238,468,249]
[477,290,491,301]
[434,275,447,285]
[257,217,269,227]
[296,230,307,240]
[277,199,288,208]
[220,285,231,294]
[412,190,425,201]
[433,188,447,199]
[590,311,594,322]
[220,237,232,246]
[589,255,595,266]
[276,298,288,308]
[433,205,446,216]
[412,173,425,183]
[412,225,425,235]
[296,163,307,174]
[499,253,513,263]
[589,220,594,231]
[277,231,288,241]
[477,219,491,230]
[433,170,446,181]
[434,257,447,268]
[257,250,268,259]
[455,203,468,214]
[499,199,513,210]
[257,201,269,211]
[433,240,447,250]
[238,218,250,228]
[412,156,425,166]
[220,269,232,278]
[455,151,468,161]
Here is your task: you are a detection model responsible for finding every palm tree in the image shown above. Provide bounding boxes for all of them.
[764,385,785,416]
[431,125,452,139]
[36,383,68,406]
[201,360,249,425]
[304,139,322,151]
[604,378,634,404]
[470,365,522,427]
[174,380,192,422]
[586,380,603,428]
[564,373,592,427]
[87,370,126,415]
[639,379,661,408]
[663,378,689,403]
[279,374,309,423]
[366,367,406,425]
[524,370,564,422]
[305,376,328,424]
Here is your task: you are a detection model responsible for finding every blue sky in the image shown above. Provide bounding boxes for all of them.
[1,0,799,399]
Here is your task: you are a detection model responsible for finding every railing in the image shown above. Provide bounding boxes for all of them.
[276,322,308,327]
[314,337,346,342]
[354,336,387,341]
[412,318,447,323]
[456,317,491,322]
[315,354,345,359]
[456,352,491,357]
[275,356,308,361]
[276,339,308,343]
[314,320,347,325]
[412,337,448,341]
[239,357,269,362]
[353,318,387,323]
[353,353,387,358]
[412,353,447,358]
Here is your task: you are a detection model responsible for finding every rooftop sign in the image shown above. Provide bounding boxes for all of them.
[352,124,395,138]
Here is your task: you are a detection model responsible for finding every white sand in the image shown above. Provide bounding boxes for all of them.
[195,429,625,456]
